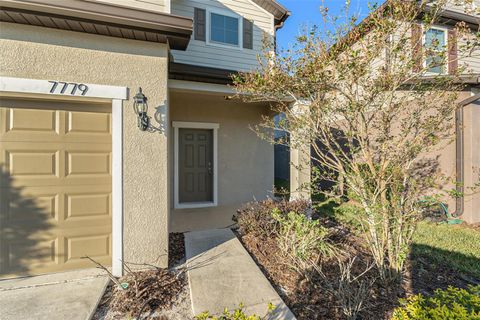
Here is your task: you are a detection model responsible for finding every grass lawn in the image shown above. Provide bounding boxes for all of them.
[316,200,480,279]
[275,178,480,279]
[412,221,480,279]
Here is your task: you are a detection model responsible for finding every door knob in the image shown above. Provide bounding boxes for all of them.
[208,162,212,175]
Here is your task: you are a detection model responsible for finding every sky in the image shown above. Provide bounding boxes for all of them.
[276,0,386,49]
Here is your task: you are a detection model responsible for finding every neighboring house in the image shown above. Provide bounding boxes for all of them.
[0,0,289,278]
[287,0,480,224]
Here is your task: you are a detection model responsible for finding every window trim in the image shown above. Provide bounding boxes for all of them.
[173,121,219,209]
[206,8,243,50]
[423,25,449,75]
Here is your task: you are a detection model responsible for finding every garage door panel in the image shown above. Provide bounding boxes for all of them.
[65,233,110,262]
[6,107,58,133]
[66,110,111,134]
[66,151,111,177]
[0,188,59,225]
[1,142,63,188]
[63,186,112,227]
[1,238,58,275]
[1,100,111,144]
[1,143,111,188]
[7,150,59,177]
[0,106,62,143]
[0,101,112,278]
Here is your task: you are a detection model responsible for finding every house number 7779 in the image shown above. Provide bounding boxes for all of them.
[48,81,89,96]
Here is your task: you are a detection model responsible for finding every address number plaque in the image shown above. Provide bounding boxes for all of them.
[49,81,89,96]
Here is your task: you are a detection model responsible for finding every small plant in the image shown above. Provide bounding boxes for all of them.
[319,257,375,320]
[392,285,480,320]
[234,199,311,238]
[195,303,276,320]
[271,209,334,274]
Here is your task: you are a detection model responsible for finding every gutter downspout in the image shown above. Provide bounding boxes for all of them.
[452,105,464,217]
[452,91,480,217]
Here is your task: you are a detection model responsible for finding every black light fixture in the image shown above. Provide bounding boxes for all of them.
[133,87,149,131]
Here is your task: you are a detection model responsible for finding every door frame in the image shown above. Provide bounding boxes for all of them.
[0,76,127,277]
[173,121,219,209]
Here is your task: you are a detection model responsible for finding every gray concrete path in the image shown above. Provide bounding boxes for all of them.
[0,268,109,320]
[185,228,296,319]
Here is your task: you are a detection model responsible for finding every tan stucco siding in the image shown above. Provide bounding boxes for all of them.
[422,90,479,222]
[169,92,273,232]
[0,23,170,267]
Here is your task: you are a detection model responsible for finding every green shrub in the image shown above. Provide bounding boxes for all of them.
[234,199,311,238]
[392,285,480,320]
[271,209,334,273]
[195,303,275,320]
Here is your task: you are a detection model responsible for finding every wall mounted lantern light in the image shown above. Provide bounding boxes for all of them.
[133,87,149,131]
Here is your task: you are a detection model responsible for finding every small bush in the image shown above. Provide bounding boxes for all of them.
[272,209,334,273]
[234,198,311,238]
[195,303,275,320]
[392,285,480,320]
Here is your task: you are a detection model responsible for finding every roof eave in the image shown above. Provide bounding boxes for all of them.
[0,0,193,50]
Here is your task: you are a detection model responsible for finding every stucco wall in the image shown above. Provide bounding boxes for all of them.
[432,90,476,218]
[169,91,274,232]
[0,23,171,267]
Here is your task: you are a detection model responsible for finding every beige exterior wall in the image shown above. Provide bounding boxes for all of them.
[0,23,171,267]
[86,0,168,13]
[171,0,274,71]
[418,90,479,223]
[169,91,274,232]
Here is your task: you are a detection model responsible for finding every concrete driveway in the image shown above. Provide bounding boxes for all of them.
[0,268,109,320]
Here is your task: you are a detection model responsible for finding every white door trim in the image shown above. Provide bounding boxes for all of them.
[0,76,128,277]
[172,121,219,209]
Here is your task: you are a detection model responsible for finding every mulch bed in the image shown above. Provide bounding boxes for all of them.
[169,233,186,268]
[94,233,186,320]
[235,220,478,320]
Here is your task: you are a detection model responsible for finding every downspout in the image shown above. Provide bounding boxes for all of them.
[452,104,464,217]
[452,91,480,217]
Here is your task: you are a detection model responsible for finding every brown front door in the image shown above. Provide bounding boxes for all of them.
[179,128,213,203]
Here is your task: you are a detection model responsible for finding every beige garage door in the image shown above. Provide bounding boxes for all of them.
[0,98,112,278]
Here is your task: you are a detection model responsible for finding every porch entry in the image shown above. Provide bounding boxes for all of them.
[179,128,213,203]
[173,121,219,209]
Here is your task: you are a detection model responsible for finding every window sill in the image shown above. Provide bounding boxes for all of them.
[175,201,218,209]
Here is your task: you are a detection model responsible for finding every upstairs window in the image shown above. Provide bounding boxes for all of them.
[210,12,239,46]
[424,27,447,74]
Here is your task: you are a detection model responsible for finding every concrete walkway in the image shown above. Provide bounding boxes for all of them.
[0,268,109,320]
[185,228,296,319]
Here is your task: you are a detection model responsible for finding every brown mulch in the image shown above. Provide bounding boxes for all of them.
[108,268,185,317]
[169,233,186,268]
[94,233,187,320]
[235,220,478,320]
